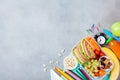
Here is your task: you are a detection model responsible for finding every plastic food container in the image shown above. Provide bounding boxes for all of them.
[63,55,78,70]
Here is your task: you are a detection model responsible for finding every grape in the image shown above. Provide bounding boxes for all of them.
[84,66,88,70]
[96,62,99,66]
[94,69,98,72]
[88,65,91,68]
[90,67,94,71]
[91,59,94,63]
[95,60,98,62]
[86,69,90,73]
[91,73,95,77]
[84,59,100,77]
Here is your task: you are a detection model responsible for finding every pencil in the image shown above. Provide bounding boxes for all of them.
[54,67,73,80]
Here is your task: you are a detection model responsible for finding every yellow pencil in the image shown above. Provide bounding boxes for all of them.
[54,67,73,80]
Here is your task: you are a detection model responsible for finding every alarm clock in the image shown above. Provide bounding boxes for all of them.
[94,33,108,46]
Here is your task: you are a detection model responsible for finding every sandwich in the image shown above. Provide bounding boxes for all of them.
[72,36,100,64]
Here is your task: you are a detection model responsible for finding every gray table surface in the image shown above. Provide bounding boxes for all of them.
[0,0,120,80]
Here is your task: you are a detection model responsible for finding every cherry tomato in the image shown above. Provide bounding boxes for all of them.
[98,70,105,76]
[94,49,100,55]
[94,72,99,76]
[99,52,104,57]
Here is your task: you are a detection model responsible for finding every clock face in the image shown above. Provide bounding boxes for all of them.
[97,36,106,45]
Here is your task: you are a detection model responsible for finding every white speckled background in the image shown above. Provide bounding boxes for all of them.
[0,0,120,80]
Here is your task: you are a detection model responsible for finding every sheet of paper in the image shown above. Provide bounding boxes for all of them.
[50,69,63,80]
